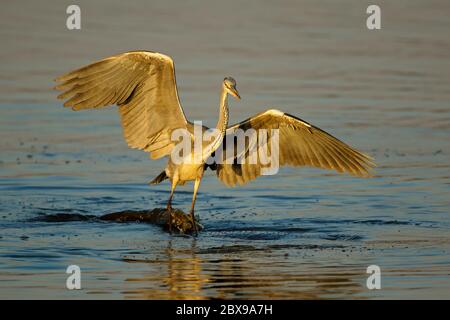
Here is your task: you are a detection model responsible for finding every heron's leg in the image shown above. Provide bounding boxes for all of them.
[190,177,202,234]
[167,178,178,233]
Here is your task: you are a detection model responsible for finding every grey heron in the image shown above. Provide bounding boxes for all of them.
[55,50,375,233]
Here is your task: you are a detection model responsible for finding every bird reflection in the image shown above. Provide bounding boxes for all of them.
[162,239,209,299]
[122,239,365,299]
[123,238,209,299]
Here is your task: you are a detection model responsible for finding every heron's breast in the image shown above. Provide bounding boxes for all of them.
[166,159,204,182]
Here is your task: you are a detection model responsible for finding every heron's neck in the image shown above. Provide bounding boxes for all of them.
[202,87,229,160]
[216,88,229,136]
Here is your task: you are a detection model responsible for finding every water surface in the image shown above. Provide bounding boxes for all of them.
[0,0,449,299]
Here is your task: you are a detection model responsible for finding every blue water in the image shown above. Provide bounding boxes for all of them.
[1,0,449,299]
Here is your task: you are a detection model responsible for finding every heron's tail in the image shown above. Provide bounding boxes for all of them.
[149,171,168,185]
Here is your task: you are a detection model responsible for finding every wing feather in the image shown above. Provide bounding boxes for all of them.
[216,109,375,187]
[55,51,188,159]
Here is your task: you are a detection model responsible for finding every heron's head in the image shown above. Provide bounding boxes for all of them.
[223,77,241,100]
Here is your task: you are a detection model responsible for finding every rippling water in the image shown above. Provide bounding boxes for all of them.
[0,0,449,299]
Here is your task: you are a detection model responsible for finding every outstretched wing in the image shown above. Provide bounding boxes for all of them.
[215,109,375,186]
[55,51,188,159]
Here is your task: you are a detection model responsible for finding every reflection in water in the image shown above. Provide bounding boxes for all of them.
[124,239,210,299]
[122,239,365,299]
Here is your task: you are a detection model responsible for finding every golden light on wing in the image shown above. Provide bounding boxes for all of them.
[54,51,188,159]
[216,109,376,187]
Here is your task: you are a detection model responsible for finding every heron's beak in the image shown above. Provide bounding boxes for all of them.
[230,87,241,100]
